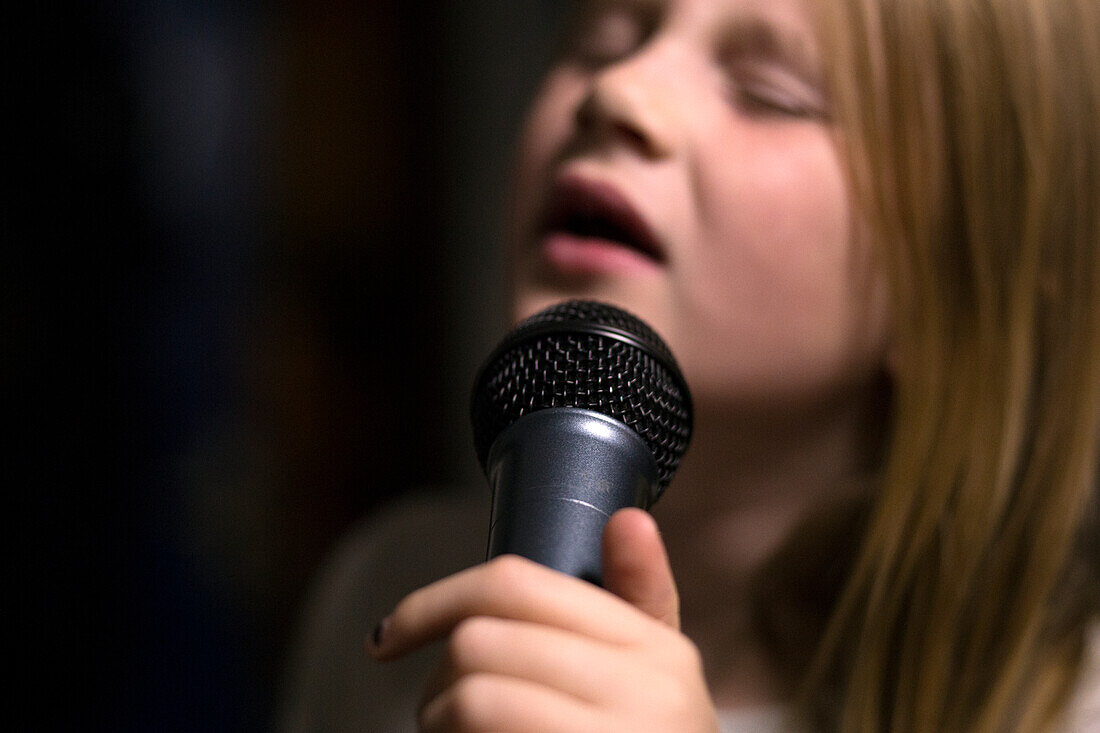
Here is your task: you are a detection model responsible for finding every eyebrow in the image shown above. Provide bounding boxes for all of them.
[719,15,823,85]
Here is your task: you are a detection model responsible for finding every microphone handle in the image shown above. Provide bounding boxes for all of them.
[484,408,659,585]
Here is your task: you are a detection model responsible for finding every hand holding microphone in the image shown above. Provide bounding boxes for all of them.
[367,301,718,732]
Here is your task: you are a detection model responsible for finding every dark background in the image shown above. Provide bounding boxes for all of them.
[12,2,567,730]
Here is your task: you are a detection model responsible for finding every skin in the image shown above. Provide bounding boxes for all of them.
[369,511,717,732]
[370,0,893,727]
[507,0,889,412]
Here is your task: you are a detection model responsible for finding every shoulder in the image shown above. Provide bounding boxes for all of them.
[276,487,488,733]
[321,487,486,598]
[301,486,487,632]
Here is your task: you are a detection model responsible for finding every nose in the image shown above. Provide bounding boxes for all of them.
[574,42,683,160]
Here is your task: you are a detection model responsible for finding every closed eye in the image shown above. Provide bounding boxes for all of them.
[718,15,828,121]
[734,85,825,119]
[727,64,829,121]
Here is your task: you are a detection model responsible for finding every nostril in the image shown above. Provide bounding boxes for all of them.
[574,91,602,131]
[615,122,651,152]
[574,75,673,159]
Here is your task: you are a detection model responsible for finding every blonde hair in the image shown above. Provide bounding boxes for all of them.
[799,0,1100,729]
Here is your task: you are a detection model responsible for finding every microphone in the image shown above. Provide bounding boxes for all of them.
[470,300,693,585]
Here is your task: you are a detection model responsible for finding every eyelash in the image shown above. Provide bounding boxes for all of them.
[731,84,819,119]
[725,68,827,120]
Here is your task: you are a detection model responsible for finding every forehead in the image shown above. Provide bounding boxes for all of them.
[574,0,815,24]
[574,0,821,52]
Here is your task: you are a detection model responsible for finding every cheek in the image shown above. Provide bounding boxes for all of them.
[676,130,888,401]
[700,129,849,284]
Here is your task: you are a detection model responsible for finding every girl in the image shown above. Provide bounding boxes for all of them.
[281,0,1100,729]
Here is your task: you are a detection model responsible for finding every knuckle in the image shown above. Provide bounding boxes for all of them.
[675,638,705,674]
[419,674,496,733]
[484,554,534,595]
[447,674,496,730]
[447,616,495,665]
[485,553,529,582]
[654,629,704,675]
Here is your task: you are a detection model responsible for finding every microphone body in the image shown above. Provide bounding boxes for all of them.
[471,300,693,586]
[485,408,657,584]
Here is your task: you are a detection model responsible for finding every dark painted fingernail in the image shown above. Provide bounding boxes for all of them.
[370,617,389,651]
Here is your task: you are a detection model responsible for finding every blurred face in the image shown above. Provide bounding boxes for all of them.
[507,0,890,414]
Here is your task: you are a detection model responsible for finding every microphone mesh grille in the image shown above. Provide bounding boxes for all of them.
[471,300,693,496]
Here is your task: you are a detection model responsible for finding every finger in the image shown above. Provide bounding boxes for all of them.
[418,673,601,733]
[601,508,680,629]
[369,555,654,661]
[418,616,640,709]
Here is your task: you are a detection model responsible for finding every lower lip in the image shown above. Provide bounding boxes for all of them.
[539,232,664,277]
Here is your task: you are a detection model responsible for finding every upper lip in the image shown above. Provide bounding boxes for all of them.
[541,175,666,263]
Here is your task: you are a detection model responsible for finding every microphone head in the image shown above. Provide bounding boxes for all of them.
[471,300,693,501]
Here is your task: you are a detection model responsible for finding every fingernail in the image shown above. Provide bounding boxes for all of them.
[369,616,389,653]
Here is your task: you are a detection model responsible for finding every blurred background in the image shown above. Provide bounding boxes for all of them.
[14,2,568,730]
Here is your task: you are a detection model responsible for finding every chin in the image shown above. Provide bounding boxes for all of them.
[512,281,671,334]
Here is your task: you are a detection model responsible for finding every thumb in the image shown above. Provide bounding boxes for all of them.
[601,508,681,630]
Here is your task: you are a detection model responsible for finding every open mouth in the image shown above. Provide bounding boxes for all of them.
[541,177,665,265]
